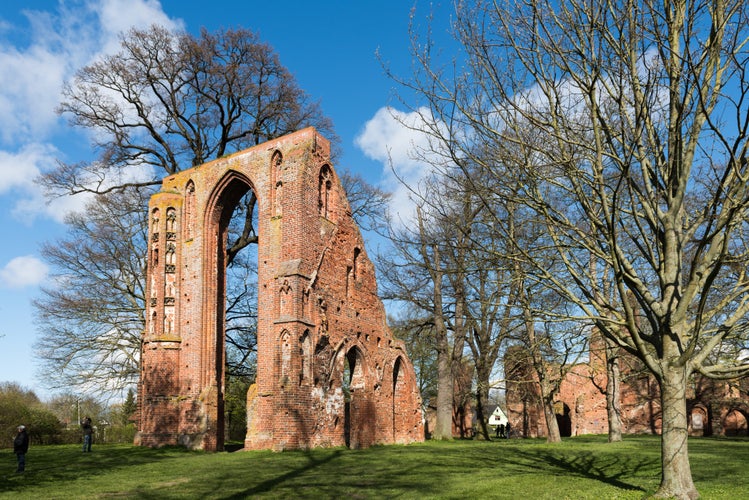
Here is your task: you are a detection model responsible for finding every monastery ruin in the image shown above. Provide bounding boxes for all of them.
[506,332,749,438]
[136,128,424,451]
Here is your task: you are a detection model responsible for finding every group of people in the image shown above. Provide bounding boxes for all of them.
[12,416,94,473]
[494,422,511,439]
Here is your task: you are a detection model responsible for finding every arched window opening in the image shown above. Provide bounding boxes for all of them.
[272,150,283,217]
[300,330,311,385]
[318,164,333,218]
[165,243,176,273]
[393,357,403,392]
[724,409,748,436]
[347,247,362,297]
[346,348,364,391]
[205,173,260,449]
[690,407,707,436]
[279,279,292,317]
[392,357,404,440]
[353,247,361,280]
[151,208,160,232]
[185,181,195,240]
[166,207,177,234]
[272,150,283,174]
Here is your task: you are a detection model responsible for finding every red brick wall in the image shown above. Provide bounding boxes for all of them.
[137,128,424,450]
[505,331,749,438]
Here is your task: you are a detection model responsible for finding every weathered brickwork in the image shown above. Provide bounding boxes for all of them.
[137,128,424,451]
[506,332,749,438]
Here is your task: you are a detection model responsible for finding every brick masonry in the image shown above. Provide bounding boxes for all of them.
[137,128,424,451]
[505,331,749,438]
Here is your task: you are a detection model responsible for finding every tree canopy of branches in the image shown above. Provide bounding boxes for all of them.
[378,191,466,440]
[49,25,336,195]
[35,24,337,397]
[390,311,439,411]
[399,0,749,497]
[34,189,147,396]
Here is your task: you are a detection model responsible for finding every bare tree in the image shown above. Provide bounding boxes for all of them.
[391,310,439,411]
[449,178,520,441]
[516,284,588,443]
[377,194,465,440]
[36,25,337,397]
[50,25,336,194]
[397,0,749,497]
[379,165,519,441]
[49,24,337,259]
[417,204,463,441]
[338,169,391,234]
[34,190,147,397]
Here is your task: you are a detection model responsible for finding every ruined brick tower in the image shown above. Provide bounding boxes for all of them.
[137,128,424,451]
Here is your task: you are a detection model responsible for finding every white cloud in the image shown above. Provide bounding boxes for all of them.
[94,0,182,54]
[0,143,50,194]
[355,106,442,225]
[0,255,49,288]
[13,189,93,225]
[0,43,67,144]
[0,0,183,223]
[0,142,92,224]
[0,0,184,144]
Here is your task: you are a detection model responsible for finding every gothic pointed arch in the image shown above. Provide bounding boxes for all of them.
[318,164,333,218]
[184,180,196,240]
[138,128,423,452]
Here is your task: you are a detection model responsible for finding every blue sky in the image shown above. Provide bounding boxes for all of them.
[0,0,452,399]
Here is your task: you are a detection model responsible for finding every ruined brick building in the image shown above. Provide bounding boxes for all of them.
[137,128,424,451]
[505,332,749,438]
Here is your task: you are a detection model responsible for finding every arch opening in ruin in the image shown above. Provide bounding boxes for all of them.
[137,128,424,451]
[723,408,749,436]
[689,405,709,437]
[555,402,572,437]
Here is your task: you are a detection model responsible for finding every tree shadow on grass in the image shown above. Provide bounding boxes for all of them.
[221,449,345,499]
[206,446,445,499]
[521,447,653,492]
[413,439,656,494]
[1,444,189,495]
[1,438,662,498]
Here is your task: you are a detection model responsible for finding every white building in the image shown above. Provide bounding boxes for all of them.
[487,405,508,426]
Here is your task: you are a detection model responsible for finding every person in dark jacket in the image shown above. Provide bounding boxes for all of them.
[81,416,93,452]
[14,425,29,473]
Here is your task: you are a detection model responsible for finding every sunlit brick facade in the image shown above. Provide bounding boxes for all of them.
[137,128,424,451]
[506,332,749,438]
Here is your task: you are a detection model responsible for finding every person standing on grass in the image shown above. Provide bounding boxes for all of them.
[14,425,29,473]
[81,416,93,452]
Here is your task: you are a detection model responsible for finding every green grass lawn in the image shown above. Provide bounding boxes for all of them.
[2,435,747,499]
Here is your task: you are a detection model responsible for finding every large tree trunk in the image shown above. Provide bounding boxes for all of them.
[418,212,454,441]
[542,390,562,443]
[520,286,561,443]
[431,241,453,441]
[655,365,698,499]
[475,366,492,440]
[433,338,454,440]
[605,339,622,442]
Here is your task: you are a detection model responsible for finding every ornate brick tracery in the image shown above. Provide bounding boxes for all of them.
[137,128,424,451]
